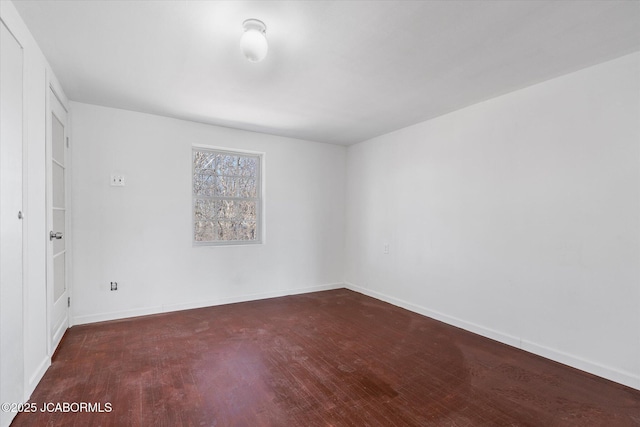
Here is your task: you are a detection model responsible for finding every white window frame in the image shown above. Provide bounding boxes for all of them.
[192,144,264,246]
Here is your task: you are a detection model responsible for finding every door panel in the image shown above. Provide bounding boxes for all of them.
[52,113,64,163]
[52,163,65,207]
[48,90,68,352]
[53,253,66,301]
[0,19,25,427]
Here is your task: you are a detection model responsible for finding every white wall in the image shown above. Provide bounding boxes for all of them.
[345,52,640,390]
[6,0,636,401]
[0,2,67,424]
[70,102,346,324]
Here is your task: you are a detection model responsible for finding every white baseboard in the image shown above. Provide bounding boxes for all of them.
[25,356,51,401]
[520,339,640,390]
[51,315,68,354]
[73,305,163,326]
[343,281,640,391]
[73,282,344,326]
[163,282,344,313]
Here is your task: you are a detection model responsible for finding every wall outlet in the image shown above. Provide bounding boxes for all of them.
[110,281,118,291]
[384,243,390,254]
[110,175,125,186]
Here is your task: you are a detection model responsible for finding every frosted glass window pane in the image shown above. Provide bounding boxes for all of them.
[214,176,237,197]
[217,220,237,240]
[193,151,216,171]
[238,178,257,198]
[193,174,216,196]
[53,209,65,254]
[220,200,236,218]
[52,113,65,165]
[238,221,256,240]
[194,199,218,220]
[53,162,65,208]
[238,157,257,177]
[213,154,225,174]
[53,253,65,302]
[194,221,218,242]
[221,155,239,176]
[238,201,256,221]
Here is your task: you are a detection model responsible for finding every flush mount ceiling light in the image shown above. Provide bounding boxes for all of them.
[241,19,268,63]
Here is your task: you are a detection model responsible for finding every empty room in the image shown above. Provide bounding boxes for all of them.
[1,0,639,425]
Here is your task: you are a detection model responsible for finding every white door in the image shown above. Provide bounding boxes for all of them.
[47,89,68,353]
[0,18,25,427]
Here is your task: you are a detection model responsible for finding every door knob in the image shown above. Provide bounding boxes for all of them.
[49,231,63,240]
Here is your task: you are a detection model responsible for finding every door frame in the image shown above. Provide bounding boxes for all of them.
[45,77,71,356]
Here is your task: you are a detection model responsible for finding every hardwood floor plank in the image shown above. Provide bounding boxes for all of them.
[11,289,640,426]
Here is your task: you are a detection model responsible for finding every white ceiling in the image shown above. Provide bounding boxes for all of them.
[12,0,640,145]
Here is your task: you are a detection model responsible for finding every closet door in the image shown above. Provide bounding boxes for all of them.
[47,89,69,353]
[0,18,25,427]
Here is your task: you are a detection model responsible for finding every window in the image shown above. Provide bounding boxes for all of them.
[192,146,262,245]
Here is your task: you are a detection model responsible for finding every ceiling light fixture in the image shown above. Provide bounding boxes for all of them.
[241,19,268,63]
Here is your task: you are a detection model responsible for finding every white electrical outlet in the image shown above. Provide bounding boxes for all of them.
[384,243,390,254]
[110,175,125,186]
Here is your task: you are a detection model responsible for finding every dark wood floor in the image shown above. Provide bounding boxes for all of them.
[11,289,640,426]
